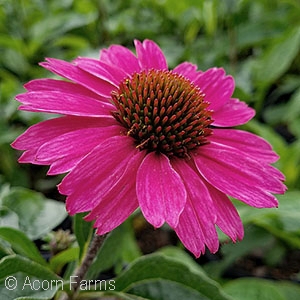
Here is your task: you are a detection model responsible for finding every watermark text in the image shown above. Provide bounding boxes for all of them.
[4,275,116,292]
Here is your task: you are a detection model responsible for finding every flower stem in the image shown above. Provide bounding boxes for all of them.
[59,233,107,300]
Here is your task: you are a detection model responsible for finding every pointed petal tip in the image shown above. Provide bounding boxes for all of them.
[57,182,65,195]
[227,227,245,243]
[39,57,57,66]
[10,140,17,149]
[65,205,75,216]
[95,226,111,236]
[180,240,206,258]
[185,242,219,258]
[133,39,141,46]
[192,250,204,259]
[193,143,287,209]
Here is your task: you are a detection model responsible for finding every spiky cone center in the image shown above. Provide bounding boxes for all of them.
[111,69,213,158]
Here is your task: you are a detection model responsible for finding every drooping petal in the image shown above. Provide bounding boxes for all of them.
[100,44,141,75]
[74,57,128,86]
[59,136,144,214]
[90,182,138,235]
[134,39,168,70]
[174,199,206,257]
[36,125,123,175]
[212,98,255,127]
[16,90,113,117]
[173,62,199,82]
[193,68,234,111]
[193,142,286,208]
[172,159,219,257]
[136,152,186,228]
[211,129,279,163]
[206,182,244,242]
[11,116,114,163]
[84,153,143,234]
[40,58,115,98]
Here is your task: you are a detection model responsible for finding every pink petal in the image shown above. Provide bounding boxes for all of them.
[40,58,115,97]
[136,152,186,228]
[16,90,113,116]
[206,182,244,241]
[11,116,114,163]
[193,68,234,111]
[74,57,128,86]
[24,79,105,101]
[212,98,255,127]
[99,44,141,75]
[174,199,206,257]
[265,164,286,181]
[84,160,140,234]
[91,183,138,235]
[193,142,286,208]
[173,62,199,82]
[36,125,124,175]
[211,129,279,163]
[172,159,219,257]
[134,39,168,70]
[59,136,144,213]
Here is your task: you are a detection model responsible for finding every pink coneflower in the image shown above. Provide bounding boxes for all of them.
[12,39,286,257]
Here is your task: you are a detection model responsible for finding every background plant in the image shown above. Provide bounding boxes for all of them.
[0,0,300,299]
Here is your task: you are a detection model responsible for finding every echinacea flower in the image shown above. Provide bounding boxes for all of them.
[12,39,286,257]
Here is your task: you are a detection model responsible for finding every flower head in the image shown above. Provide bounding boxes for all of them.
[12,40,286,257]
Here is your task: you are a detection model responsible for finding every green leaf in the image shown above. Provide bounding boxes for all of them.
[1,187,67,240]
[204,226,273,278]
[30,12,97,44]
[0,272,60,300]
[82,291,149,300]
[73,212,93,260]
[253,26,300,86]
[234,191,300,248]
[114,253,232,300]
[0,255,57,280]
[118,219,142,264]
[202,0,218,36]
[0,207,19,228]
[286,87,300,121]
[49,247,79,274]
[162,0,202,18]
[0,255,62,300]
[158,246,208,277]
[129,279,215,300]
[276,281,300,300]
[236,21,282,49]
[235,192,299,231]
[223,278,286,300]
[0,227,46,266]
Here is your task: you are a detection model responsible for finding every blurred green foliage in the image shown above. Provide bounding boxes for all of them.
[0,0,300,299]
